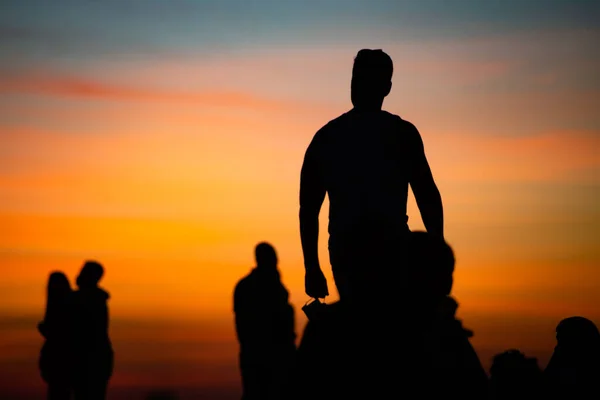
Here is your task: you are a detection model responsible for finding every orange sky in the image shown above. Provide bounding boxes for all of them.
[1,1,599,398]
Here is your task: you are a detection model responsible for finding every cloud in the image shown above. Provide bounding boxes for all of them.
[423,129,600,184]
[0,71,307,112]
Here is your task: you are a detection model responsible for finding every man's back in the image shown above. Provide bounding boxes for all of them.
[302,109,423,239]
[300,49,443,301]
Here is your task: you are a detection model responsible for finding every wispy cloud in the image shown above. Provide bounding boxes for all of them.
[420,129,600,184]
[0,72,304,112]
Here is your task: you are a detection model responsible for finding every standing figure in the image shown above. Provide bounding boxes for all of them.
[38,271,73,400]
[299,49,444,304]
[233,243,296,400]
[71,261,114,400]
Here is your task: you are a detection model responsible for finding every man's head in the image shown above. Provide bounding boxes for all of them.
[76,260,104,289]
[255,242,278,270]
[351,49,393,109]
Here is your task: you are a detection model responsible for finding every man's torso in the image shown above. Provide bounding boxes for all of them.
[314,109,416,239]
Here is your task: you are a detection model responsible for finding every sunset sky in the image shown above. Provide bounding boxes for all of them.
[1,0,599,398]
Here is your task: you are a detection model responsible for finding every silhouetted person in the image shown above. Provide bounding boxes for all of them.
[233,243,296,400]
[71,261,114,400]
[490,349,543,400]
[544,316,600,399]
[300,49,444,303]
[388,231,487,397]
[38,271,73,400]
[425,296,489,399]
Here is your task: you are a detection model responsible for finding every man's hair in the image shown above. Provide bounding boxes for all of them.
[353,49,393,84]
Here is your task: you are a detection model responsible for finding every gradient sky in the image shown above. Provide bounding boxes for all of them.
[1,0,599,398]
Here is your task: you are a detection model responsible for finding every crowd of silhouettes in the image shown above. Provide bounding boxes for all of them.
[234,238,600,400]
[37,48,599,399]
[232,49,600,400]
[38,261,113,400]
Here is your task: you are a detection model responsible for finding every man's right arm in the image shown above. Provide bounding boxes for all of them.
[407,123,444,238]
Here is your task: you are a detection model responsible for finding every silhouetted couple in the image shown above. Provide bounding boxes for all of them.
[38,261,114,400]
[234,243,296,400]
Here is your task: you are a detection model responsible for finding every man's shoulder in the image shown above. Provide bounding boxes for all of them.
[381,111,419,131]
[316,111,352,135]
[313,110,420,142]
[305,112,351,153]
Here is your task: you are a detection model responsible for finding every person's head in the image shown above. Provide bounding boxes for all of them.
[407,231,455,305]
[351,49,393,109]
[490,349,542,396]
[47,271,71,299]
[76,260,104,289]
[255,242,278,270]
[45,271,72,318]
[556,316,600,354]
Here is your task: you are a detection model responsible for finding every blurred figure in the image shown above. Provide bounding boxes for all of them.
[233,242,296,400]
[405,231,488,398]
[425,296,488,399]
[71,261,114,400]
[300,48,444,303]
[489,349,543,400]
[38,271,73,400]
[544,316,600,399]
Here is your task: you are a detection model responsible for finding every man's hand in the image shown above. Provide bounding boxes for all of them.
[305,266,329,299]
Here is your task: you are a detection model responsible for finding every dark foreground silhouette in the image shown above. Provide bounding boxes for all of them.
[292,231,488,399]
[490,349,543,400]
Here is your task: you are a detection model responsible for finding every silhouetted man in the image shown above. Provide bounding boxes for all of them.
[233,243,296,400]
[300,49,444,302]
[71,261,114,400]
